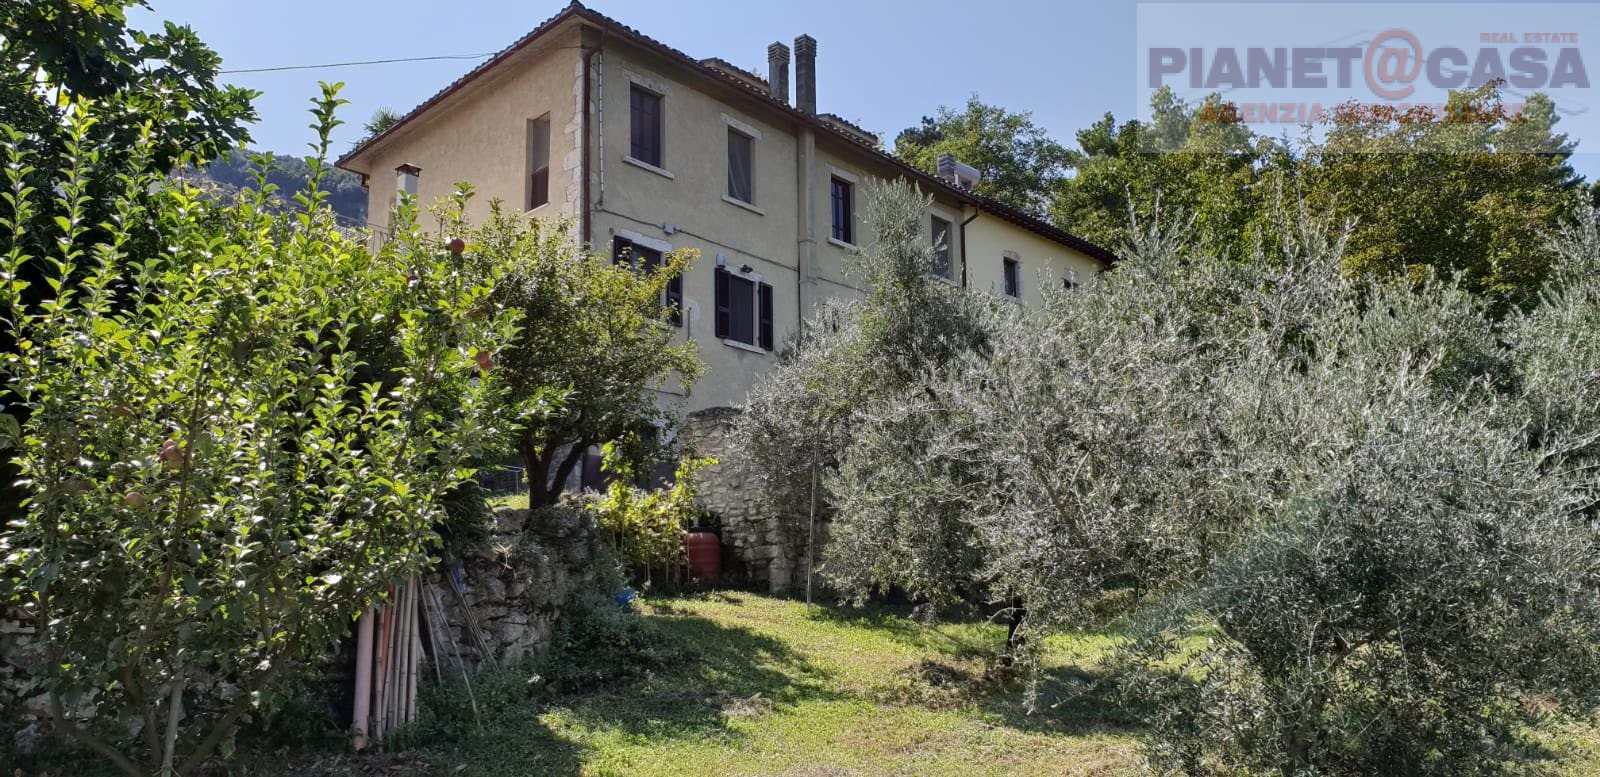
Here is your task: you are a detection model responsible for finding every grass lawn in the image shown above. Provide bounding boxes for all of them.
[230,591,1600,777]
[487,492,530,511]
[403,592,1141,776]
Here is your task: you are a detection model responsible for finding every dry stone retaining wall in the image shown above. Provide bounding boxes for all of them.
[679,406,818,593]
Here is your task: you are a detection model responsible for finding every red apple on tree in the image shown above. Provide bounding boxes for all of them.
[159,439,185,471]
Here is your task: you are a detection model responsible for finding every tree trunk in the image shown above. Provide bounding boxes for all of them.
[521,437,554,506]
[1003,597,1027,663]
[522,435,592,508]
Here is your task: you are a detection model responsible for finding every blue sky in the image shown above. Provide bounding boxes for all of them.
[134,0,1600,180]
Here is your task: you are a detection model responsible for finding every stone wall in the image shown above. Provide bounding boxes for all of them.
[430,503,620,666]
[680,406,816,593]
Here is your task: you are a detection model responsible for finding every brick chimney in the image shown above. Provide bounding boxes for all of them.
[767,42,790,104]
[794,34,816,114]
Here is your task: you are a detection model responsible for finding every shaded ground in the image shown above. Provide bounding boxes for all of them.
[29,592,1600,776]
[519,594,1141,777]
[238,592,1142,777]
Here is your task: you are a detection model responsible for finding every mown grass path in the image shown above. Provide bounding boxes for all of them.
[419,592,1142,777]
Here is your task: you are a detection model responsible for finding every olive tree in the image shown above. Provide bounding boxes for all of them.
[1130,259,1600,774]
[738,180,990,602]
[809,183,1600,771]
[0,87,528,775]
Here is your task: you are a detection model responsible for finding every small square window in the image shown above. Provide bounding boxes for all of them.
[1003,256,1021,299]
[630,86,663,167]
[830,177,853,244]
[727,129,754,204]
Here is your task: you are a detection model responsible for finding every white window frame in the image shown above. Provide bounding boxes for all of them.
[526,113,551,212]
[724,125,758,210]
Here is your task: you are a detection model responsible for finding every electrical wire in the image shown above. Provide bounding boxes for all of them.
[220,53,497,74]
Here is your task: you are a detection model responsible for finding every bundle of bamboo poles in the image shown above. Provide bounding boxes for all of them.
[352,575,424,750]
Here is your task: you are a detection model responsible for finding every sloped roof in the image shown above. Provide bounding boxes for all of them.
[335,1,1116,267]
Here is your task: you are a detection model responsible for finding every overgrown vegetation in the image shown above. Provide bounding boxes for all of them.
[452,205,700,507]
[0,83,535,775]
[748,178,1600,774]
[0,0,259,518]
[900,84,1583,312]
[590,445,713,586]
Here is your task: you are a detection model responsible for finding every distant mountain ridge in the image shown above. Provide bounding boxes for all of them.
[178,150,368,227]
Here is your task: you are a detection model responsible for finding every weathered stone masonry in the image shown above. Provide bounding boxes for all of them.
[680,406,817,593]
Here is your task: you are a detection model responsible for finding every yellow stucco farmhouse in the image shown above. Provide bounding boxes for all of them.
[335,1,1115,589]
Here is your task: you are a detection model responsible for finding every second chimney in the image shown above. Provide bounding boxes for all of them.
[767,42,790,104]
[794,34,817,114]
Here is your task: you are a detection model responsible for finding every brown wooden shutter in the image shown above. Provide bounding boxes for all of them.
[758,282,774,350]
[667,275,684,327]
[714,267,730,339]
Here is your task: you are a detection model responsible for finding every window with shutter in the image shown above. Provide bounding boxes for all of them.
[830,177,853,244]
[613,237,681,327]
[714,267,731,339]
[664,275,683,327]
[714,266,774,350]
[727,274,755,345]
[758,282,774,351]
[1003,256,1021,299]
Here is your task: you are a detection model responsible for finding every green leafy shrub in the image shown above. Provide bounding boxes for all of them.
[591,447,714,586]
[537,592,688,692]
[451,203,701,508]
[0,85,528,775]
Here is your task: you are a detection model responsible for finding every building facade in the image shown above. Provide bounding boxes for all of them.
[336,2,1115,589]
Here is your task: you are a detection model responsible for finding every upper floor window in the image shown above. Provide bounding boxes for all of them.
[931,216,952,279]
[830,177,853,244]
[715,266,774,350]
[613,236,683,327]
[1003,255,1021,299]
[727,129,754,204]
[630,86,663,167]
[527,114,550,210]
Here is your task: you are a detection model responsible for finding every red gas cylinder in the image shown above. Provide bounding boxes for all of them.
[684,531,721,585]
